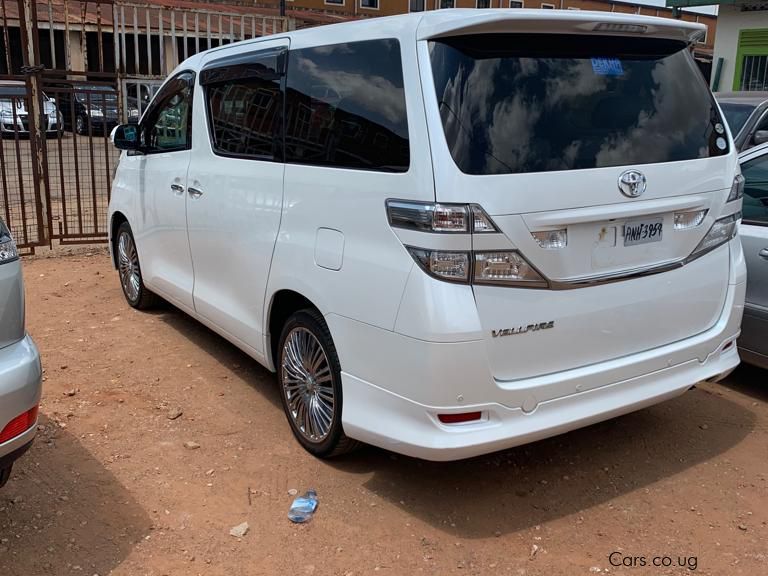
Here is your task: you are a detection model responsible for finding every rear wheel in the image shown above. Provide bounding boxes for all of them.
[277,309,358,458]
[116,222,158,309]
[0,465,12,489]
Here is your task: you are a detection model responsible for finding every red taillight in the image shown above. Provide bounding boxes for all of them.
[438,411,482,424]
[0,405,38,444]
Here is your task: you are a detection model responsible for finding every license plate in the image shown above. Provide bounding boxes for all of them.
[623,218,663,247]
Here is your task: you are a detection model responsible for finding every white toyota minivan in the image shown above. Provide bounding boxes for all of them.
[108,10,746,461]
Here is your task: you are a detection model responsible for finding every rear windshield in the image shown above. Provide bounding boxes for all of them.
[718,102,756,137]
[429,34,728,176]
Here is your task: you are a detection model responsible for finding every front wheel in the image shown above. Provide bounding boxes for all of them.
[277,309,358,458]
[116,222,158,310]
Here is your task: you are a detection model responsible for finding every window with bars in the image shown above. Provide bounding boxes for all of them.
[740,55,768,91]
[360,0,379,8]
[509,1,523,6]
[477,0,492,7]
[440,0,456,7]
[410,0,426,10]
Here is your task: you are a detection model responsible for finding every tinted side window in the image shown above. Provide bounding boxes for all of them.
[203,50,284,159]
[141,72,194,153]
[284,39,410,172]
[742,154,768,225]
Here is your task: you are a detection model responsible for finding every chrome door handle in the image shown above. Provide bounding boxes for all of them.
[188,187,203,199]
[759,248,768,260]
[170,183,185,195]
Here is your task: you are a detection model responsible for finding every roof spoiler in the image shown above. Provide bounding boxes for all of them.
[416,11,706,45]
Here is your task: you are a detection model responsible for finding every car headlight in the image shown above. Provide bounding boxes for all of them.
[0,219,18,264]
[686,213,740,263]
[129,108,139,118]
[90,109,104,117]
[48,110,56,118]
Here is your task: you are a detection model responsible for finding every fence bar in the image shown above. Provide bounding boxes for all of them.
[10,103,28,244]
[251,15,255,40]
[69,92,83,235]
[63,0,71,70]
[0,112,10,227]
[120,5,127,74]
[97,3,104,72]
[158,8,164,75]
[0,0,10,74]
[182,11,188,60]
[207,12,211,50]
[218,14,223,47]
[86,92,98,235]
[133,6,139,74]
[47,0,56,70]
[146,8,152,74]
[195,12,199,55]
[240,15,244,41]
[171,9,177,67]
[80,1,88,72]
[54,89,68,235]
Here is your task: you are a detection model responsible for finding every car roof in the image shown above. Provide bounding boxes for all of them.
[191,9,704,65]
[716,92,768,106]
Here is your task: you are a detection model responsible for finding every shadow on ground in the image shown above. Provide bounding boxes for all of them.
[148,304,757,540]
[718,363,768,402]
[152,303,282,410]
[329,387,755,539]
[0,415,150,575]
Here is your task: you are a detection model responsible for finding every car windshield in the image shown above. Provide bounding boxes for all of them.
[429,34,727,175]
[719,102,756,137]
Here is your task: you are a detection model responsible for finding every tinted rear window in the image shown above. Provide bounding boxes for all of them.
[284,39,410,172]
[719,102,756,137]
[430,34,728,176]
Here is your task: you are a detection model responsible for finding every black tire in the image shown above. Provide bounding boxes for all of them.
[115,222,158,310]
[277,309,359,458]
[76,115,85,135]
[0,465,12,489]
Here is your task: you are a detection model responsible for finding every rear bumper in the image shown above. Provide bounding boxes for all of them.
[333,279,745,461]
[0,335,42,463]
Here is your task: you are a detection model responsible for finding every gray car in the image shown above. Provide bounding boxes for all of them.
[738,143,768,369]
[0,218,42,488]
[716,92,768,153]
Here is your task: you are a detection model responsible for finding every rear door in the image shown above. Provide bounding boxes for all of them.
[186,39,289,358]
[420,24,740,380]
[739,147,768,362]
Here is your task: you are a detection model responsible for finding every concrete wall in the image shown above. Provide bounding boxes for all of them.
[713,6,768,92]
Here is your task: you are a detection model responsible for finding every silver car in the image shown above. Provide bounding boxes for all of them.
[0,218,42,488]
[738,143,768,369]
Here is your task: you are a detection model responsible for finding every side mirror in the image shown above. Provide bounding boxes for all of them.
[754,130,768,146]
[112,123,139,150]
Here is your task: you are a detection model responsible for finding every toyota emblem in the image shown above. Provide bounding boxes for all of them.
[618,170,647,198]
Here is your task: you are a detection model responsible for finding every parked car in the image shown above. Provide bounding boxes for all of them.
[737,142,768,369]
[54,84,121,135]
[0,80,62,137]
[0,218,42,487]
[108,10,745,461]
[716,92,768,152]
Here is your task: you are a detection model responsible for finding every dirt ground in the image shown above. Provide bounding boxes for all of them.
[1,252,766,576]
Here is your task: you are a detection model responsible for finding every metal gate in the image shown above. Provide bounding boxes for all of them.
[0,0,289,252]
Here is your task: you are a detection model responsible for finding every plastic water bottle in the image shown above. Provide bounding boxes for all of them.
[288,489,318,523]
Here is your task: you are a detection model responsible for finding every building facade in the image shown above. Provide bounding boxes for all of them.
[669,1,768,92]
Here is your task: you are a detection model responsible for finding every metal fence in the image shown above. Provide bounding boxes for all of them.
[0,0,289,252]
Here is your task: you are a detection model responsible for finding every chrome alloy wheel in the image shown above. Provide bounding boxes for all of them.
[117,231,141,303]
[281,327,335,443]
